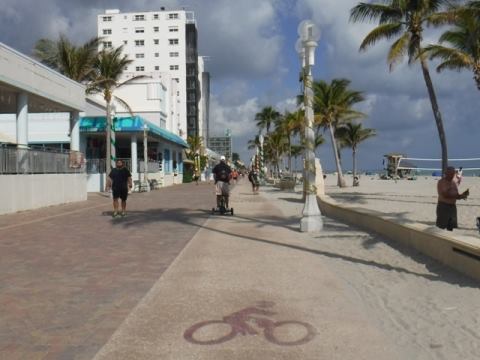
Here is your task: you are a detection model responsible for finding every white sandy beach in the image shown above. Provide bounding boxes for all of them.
[325,174,480,238]
[261,182,480,360]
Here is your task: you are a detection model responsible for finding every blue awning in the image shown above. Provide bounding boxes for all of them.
[80,116,188,148]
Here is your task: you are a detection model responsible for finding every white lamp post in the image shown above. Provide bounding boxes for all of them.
[143,123,150,192]
[296,20,323,232]
[259,134,265,182]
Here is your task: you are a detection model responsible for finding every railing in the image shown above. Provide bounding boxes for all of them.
[86,158,163,174]
[0,147,85,174]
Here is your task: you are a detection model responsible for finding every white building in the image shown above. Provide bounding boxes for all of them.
[97,8,203,139]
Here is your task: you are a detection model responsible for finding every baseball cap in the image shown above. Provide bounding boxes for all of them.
[220,155,226,161]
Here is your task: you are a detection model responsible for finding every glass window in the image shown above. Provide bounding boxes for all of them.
[135,40,145,46]
[154,53,159,57]
[135,66,145,71]
[135,53,144,58]
[135,28,144,33]
[102,16,112,22]
[154,26,159,32]
[155,66,159,70]
[154,39,159,45]
[103,41,112,48]
[169,27,179,32]
[168,39,179,45]
[170,65,179,70]
[123,40,128,45]
[169,13,179,19]
[134,14,145,21]
[102,29,112,35]
[153,14,159,20]
[169,52,179,57]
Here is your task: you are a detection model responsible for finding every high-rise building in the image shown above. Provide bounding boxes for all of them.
[208,135,232,161]
[97,8,201,139]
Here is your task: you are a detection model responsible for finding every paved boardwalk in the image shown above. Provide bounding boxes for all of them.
[2,180,480,359]
[0,183,214,360]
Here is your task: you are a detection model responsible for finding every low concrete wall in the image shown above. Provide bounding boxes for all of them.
[0,174,87,215]
[318,195,480,281]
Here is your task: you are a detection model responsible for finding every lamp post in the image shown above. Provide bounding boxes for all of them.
[259,134,265,183]
[296,20,323,232]
[143,123,150,192]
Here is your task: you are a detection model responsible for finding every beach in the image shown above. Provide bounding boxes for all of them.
[325,174,480,238]
[261,182,480,359]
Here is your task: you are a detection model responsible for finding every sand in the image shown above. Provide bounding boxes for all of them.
[325,174,480,238]
[261,183,480,360]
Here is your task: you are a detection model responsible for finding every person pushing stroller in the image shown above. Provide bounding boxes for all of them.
[212,156,232,210]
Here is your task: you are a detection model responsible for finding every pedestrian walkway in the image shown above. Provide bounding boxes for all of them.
[91,181,398,360]
[2,179,478,359]
[0,183,214,360]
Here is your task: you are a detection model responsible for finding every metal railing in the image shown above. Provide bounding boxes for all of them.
[0,147,85,174]
[85,158,163,174]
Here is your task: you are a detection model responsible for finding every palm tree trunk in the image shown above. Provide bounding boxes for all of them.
[106,100,112,176]
[328,123,346,187]
[420,58,448,175]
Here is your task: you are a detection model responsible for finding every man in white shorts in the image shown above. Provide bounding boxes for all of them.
[212,156,232,208]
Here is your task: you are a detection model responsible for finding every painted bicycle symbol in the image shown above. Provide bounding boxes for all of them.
[184,301,316,346]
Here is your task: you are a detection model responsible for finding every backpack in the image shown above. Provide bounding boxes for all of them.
[218,168,229,182]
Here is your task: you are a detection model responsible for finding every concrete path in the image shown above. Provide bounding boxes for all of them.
[92,181,398,360]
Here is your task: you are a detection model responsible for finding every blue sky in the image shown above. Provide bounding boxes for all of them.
[0,0,478,172]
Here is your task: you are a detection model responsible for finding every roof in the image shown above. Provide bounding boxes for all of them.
[80,116,188,148]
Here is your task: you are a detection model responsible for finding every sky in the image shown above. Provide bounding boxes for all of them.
[0,0,478,171]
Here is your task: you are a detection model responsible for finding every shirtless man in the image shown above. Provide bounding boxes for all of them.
[436,166,469,231]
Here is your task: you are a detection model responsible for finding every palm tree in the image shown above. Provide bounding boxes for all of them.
[313,79,365,188]
[350,0,453,174]
[264,131,288,177]
[275,111,303,173]
[424,3,480,91]
[87,46,145,175]
[255,106,281,135]
[336,122,376,186]
[33,35,100,83]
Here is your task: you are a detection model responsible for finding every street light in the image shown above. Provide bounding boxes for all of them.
[259,134,265,183]
[143,123,150,192]
[296,20,323,232]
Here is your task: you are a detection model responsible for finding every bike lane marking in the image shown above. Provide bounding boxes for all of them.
[184,301,317,346]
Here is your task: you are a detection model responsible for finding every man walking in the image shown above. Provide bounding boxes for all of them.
[436,166,469,231]
[105,159,133,218]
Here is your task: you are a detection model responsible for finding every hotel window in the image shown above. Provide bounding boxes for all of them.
[103,29,112,35]
[153,14,159,20]
[170,65,179,70]
[134,14,145,21]
[136,66,145,71]
[169,39,179,45]
[154,26,159,32]
[169,52,179,57]
[103,41,112,48]
[135,53,145,58]
[154,39,159,45]
[169,27,179,32]
[135,40,145,46]
[123,40,128,45]
[154,52,159,57]
[102,16,112,22]
[173,78,179,83]
[155,66,160,70]
[168,13,179,19]
[135,28,144,33]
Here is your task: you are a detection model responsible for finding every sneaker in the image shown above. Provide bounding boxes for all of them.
[121,212,126,217]
[112,212,119,218]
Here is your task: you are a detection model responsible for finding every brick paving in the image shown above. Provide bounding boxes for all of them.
[0,183,215,360]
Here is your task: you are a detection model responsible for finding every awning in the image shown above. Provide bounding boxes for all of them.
[80,115,188,148]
